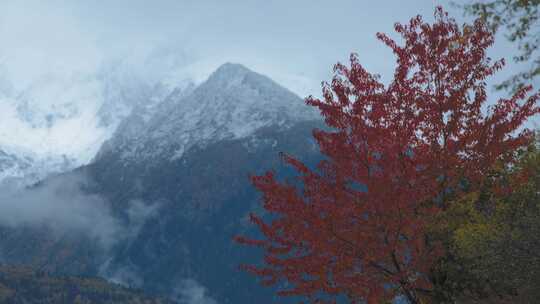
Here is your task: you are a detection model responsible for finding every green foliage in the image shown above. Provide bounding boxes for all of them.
[430,136,540,302]
[463,0,540,91]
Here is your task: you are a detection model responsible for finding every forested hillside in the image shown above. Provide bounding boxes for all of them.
[0,265,175,304]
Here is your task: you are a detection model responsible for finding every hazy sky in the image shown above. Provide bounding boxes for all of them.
[0,0,537,135]
[1,0,528,96]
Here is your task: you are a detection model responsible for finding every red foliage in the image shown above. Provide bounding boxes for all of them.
[236,7,539,304]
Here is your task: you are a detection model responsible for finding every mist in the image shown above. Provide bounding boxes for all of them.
[0,0,536,173]
[0,0,536,256]
[0,173,157,250]
[173,279,218,304]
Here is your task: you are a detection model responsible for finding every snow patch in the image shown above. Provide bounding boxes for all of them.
[99,63,320,163]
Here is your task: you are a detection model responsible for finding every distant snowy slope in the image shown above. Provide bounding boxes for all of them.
[0,60,194,185]
[98,63,319,162]
[0,146,75,187]
[0,61,317,184]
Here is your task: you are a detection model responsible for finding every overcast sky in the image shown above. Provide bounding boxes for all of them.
[0,0,525,93]
[0,0,537,121]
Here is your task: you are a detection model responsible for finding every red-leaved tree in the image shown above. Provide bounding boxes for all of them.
[236,7,539,304]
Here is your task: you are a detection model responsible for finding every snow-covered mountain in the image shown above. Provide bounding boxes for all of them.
[0,61,316,185]
[0,62,324,303]
[0,146,75,187]
[98,63,319,163]
[0,61,194,185]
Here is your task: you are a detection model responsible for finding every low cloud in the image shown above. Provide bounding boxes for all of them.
[0,173,121,248]
[0,172,158,250]
[173,279,218,304]
[125,198,160,238]
[99,258,144,288]
[97,199,160,287]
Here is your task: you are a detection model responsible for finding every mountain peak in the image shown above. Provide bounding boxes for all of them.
[214,62,251,74]
[205,62,258,89]
[98,62,320,162]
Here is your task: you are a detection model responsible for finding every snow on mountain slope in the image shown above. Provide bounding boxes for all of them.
[98,63,320,162]
[0,146,75,187]
[0,75,105,186]
[0,61,316,184]
[0,60,194,185]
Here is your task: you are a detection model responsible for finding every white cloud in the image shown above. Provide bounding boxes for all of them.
[0,173,120,248]
[0,173,159,250]
[173,279,218,304]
